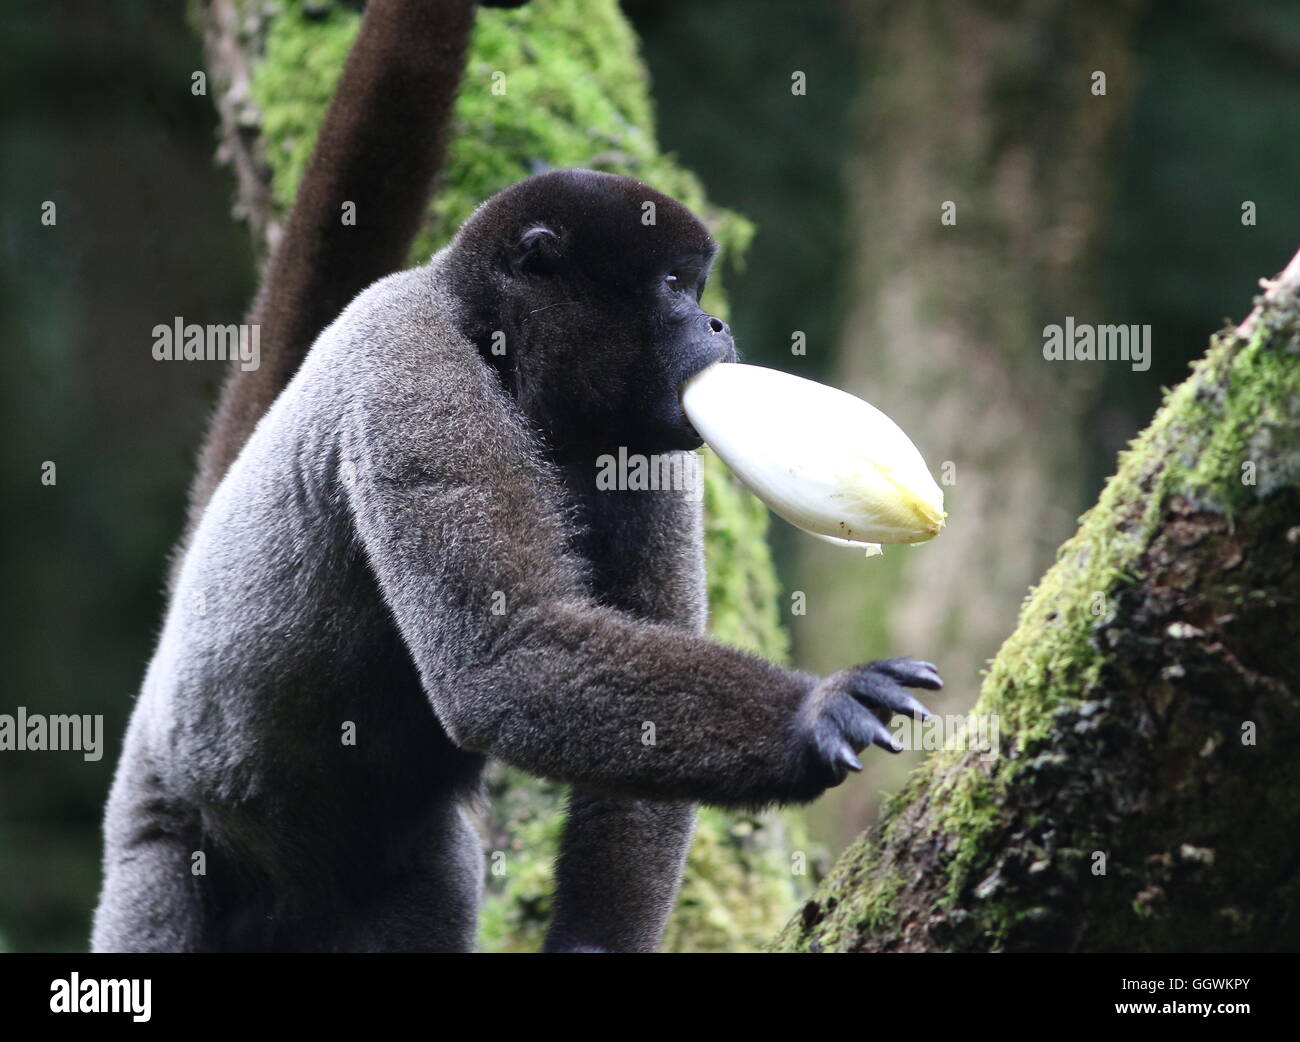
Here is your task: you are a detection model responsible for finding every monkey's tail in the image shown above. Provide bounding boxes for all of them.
[175,0,480,581]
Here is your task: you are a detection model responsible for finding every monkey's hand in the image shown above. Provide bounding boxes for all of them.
[797,658,941,797]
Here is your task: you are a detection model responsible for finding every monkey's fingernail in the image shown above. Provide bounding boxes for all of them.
[838,748,863,773]
[680,363,947,550]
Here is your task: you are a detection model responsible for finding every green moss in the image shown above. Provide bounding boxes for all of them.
[972,309,1297,740]
[248,0,754,267]
[475,765,564,953]
[664,807,810,953]
[416,0,755,267]
[924,315,1300,887]
[240,0,789,952]
[773,808,901,952]
[248,1,358,212]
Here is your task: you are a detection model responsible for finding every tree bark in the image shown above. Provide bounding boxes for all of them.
[778,249,1300,952]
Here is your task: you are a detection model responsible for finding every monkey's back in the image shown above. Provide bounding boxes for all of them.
[99,268,493,946]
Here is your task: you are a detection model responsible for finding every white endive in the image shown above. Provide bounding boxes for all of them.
[810,531,885,558]
[681,363,946,552]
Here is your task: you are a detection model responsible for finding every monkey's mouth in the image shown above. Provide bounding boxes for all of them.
[664,394,703,448]
[676,378,708,444]
[680,407,703,444]
[674,344,736,447]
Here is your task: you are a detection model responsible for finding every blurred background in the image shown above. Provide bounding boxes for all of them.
[2,0,1299,951]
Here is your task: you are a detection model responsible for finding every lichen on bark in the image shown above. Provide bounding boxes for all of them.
[201,0,801,952]
[778,251,1300,953]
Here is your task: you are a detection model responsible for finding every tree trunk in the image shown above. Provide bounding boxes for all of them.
[194,0,802,952]
[795,0,1148,843]
[778,249,1300,952]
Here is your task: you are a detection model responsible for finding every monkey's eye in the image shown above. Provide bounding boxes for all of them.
[664,272,688,292]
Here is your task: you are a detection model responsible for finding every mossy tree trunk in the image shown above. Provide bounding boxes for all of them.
[196,0,802,952]
[796,0,1148,842]
[778,249,1300,952]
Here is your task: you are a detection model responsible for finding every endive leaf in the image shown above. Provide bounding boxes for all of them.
[681,363,946,549]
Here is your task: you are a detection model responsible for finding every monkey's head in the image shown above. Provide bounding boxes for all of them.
[445,169,736,456]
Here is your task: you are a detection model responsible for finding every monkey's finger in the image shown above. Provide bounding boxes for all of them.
[836,744,863,774]
[871,657,943,691]
[845,702,902,753]
[850,674,933,719]
[834,698,879,749]
[872,723,904,754]
[811,732,863,784]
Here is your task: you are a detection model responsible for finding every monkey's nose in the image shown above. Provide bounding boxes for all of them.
[706,316,736,362]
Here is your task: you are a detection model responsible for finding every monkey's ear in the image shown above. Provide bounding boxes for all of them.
[509,224,562,278]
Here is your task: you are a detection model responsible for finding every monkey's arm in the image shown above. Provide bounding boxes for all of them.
[338,309,937,809]
[546,482,705,952]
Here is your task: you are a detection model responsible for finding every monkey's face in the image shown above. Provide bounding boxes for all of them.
[510,241,736,454]
[451,170,737,456]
